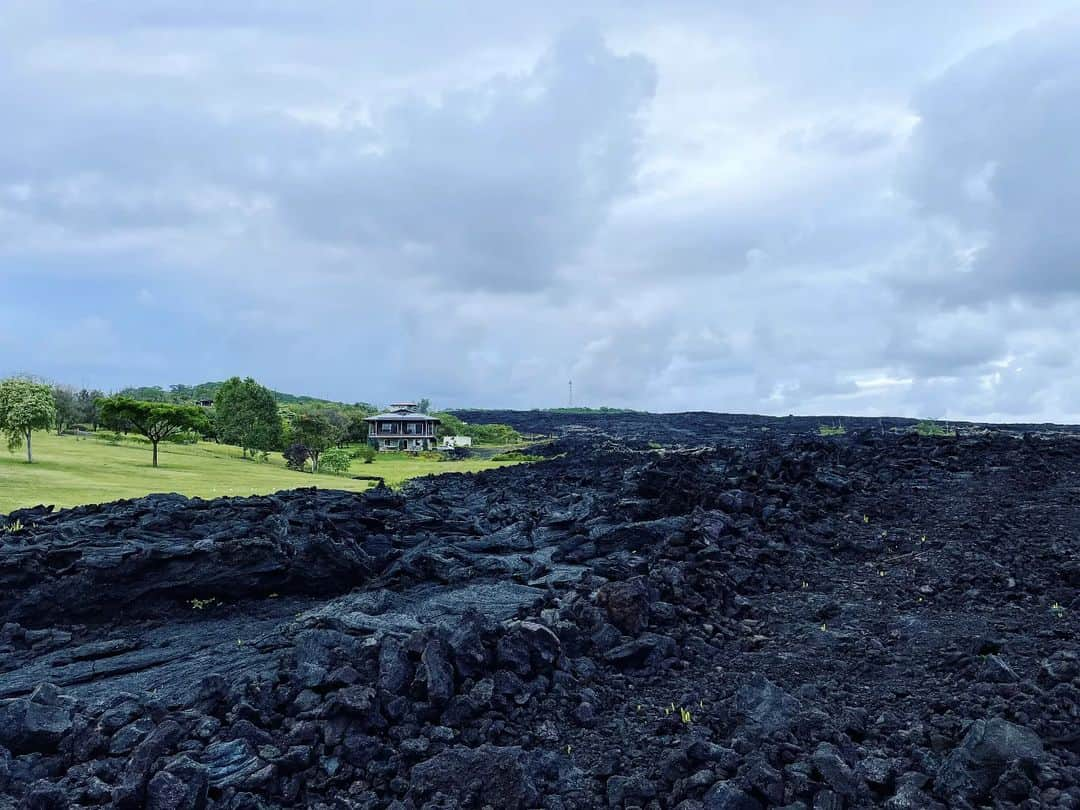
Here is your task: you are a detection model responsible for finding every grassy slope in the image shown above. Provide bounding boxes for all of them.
[0,432,521,513]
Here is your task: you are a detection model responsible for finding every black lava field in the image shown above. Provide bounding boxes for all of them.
[1,412,1078,809]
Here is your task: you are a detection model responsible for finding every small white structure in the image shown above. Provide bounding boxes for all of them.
[441,435,473,449]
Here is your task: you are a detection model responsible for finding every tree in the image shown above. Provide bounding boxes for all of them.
[283,443,311,471]
[214,376,283,457]
[0,379,56,463]
[76,389,104,429]
[342,411,367,444]
[417,398,431,414]
[290,412,341,472]
[97,396,210,467]
[52,385,80,435]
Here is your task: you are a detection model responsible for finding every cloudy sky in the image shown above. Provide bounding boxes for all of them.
[3,1,1080,420]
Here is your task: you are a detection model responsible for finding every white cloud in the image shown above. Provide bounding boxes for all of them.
[3,2,1080,421]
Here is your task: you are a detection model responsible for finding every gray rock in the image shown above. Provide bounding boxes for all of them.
[23,780,69,810]
[0,689,75,754]
[409,745,540,809]
[860,756,898,788]
[811,789,842,810]
[418,638,455,706]
[377,636,412,695]
[884,772,934,809]
[703,781,763,810]
[979,654,1020,683]
[812,742,860,797]
[606,773,656,806]
[733,674,801,734]
[936,717,1043,801]
[146,771,200,810]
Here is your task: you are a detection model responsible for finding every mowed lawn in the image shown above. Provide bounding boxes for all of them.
[0,432,524,513]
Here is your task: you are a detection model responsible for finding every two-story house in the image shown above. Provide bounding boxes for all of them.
[364,403,440,452]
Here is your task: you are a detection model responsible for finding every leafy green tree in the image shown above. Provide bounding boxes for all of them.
[76,389,104,429]
[214,376,283,457]
[417,398,431,414]
[0,379,56,463]
[290,412,341,472]
[432,412,521,444]
[319,447,353,475]
[117,385,169,402]
[434,411,468,438]
[52,385,80,435]
[345,410,372,444]
[97,396,210,467]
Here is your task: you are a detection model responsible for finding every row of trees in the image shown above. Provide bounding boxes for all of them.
[0,375,387,471]
[52,386,108,433]
[3,374,521,473]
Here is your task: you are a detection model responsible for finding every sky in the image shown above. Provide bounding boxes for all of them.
[3,1,1080,420]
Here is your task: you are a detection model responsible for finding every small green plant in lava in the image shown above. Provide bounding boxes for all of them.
[915,420,955,437]
[818,424,846,436]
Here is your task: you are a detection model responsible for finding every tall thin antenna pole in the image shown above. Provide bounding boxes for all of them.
[568,380,573,408]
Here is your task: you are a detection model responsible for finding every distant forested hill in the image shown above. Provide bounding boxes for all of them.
[117,382,375,410]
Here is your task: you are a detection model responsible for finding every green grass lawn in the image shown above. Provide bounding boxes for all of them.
[0,432,525,513]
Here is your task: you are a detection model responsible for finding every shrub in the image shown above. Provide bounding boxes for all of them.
[319,447,353,475]
[491,451,544,462]
[165,430,200,445]
[283,443,311,471]
[915,420,955,437]
[350,445,377,464]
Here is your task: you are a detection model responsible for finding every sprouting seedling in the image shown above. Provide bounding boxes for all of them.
[879,570,886,577]
[802,581,809,589]
[863,515,870,524]
[679,707,692,724]
[565,744,572,755]
[1050,602,1066,618]
[3,519,23,534]
[820,622,828,632]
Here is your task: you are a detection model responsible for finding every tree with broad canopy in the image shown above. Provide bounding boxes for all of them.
[97,396,210,468]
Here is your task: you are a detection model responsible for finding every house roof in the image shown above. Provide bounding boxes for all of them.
[364,410,441,422]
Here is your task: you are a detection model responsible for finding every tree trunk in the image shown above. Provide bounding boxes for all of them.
[152,440,159,468]
[25,429,32,464]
